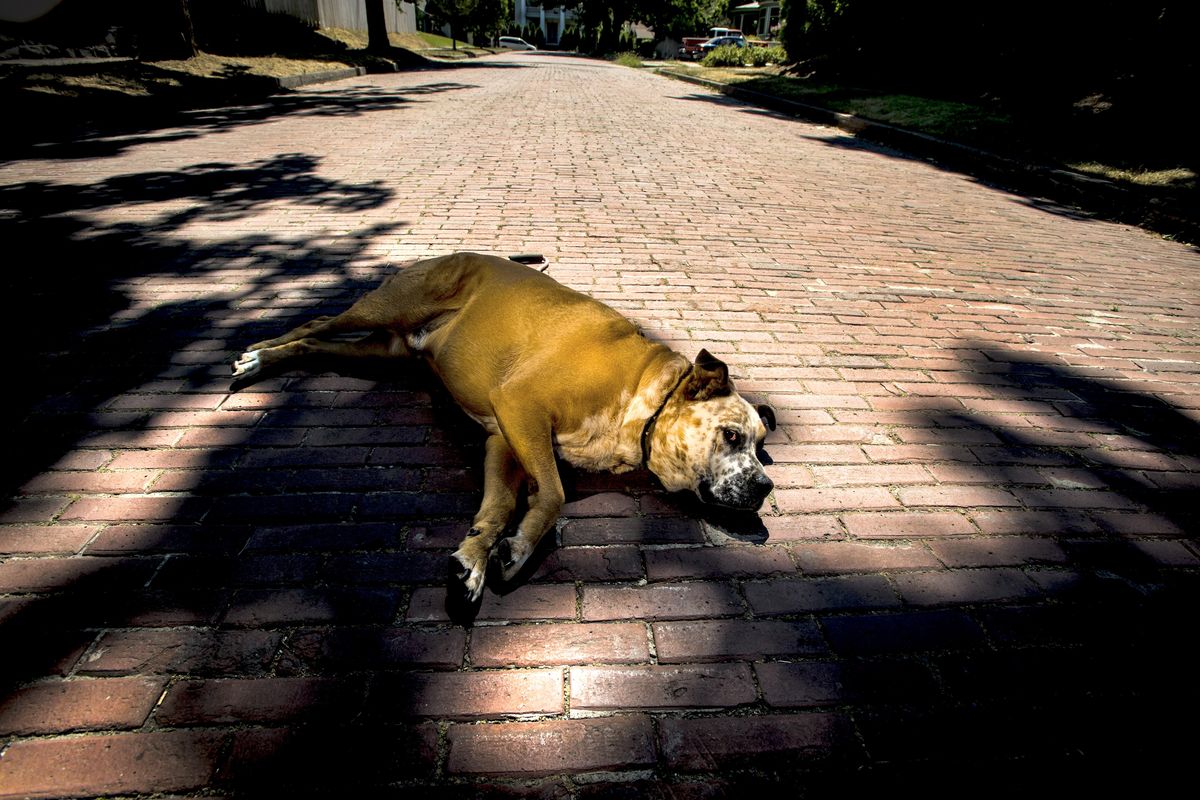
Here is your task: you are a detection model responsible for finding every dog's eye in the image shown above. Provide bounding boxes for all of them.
[723,428,742,447]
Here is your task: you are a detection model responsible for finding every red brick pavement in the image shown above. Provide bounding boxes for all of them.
[1,51,1198,797]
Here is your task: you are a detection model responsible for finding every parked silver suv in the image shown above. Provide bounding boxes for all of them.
[498,36,537,51]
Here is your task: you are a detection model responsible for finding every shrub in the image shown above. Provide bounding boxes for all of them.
[612,51,643,68]
[700,44,747,67]
[700,44,787,67]
[744,45,788,66]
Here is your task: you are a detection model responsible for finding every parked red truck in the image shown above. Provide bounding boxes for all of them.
[677,27,771,60]
[677,27,743,60]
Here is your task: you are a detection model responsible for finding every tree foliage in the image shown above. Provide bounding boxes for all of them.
[777,1,1199,108]
[423,0,512,47]
[574,0,725,54]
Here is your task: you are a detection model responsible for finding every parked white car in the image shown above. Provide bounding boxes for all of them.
[498,36,537,51]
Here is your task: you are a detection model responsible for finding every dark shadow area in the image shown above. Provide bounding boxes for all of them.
[724,340,1199,788]
[947,343,1199,531]
[0,129,480,792]
[0,151,396,495]
[0,140,408,685]
[0,74,480,164]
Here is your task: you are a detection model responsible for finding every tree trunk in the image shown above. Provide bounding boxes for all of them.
[136,0,196,61]
[365,0,390,53]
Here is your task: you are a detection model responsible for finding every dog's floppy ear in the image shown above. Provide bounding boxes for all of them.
[684,349,731,401]
[756,403,777,431]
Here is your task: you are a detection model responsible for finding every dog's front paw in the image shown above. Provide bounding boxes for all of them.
[447,548,487,605]
[232,349,261,379]
[490,536,532,583]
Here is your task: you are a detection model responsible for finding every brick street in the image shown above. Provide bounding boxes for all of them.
[1,51,1198,797]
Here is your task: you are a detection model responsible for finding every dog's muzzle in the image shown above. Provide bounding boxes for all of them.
[699,472,774,511]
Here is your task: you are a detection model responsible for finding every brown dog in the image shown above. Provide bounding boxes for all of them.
[233,253,775,603]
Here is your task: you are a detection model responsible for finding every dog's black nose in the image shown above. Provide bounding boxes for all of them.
[754,473,774,499]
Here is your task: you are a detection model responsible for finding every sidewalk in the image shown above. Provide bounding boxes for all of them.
[1,51,1198,797]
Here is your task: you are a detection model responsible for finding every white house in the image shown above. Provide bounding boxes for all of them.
[513,2,576,47]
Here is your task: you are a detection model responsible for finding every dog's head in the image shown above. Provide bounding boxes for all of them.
[647,350,776,510]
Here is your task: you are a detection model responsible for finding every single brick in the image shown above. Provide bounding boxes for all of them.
[206,493,358,524]
[83,524,250,555]
[928,536,1068,567]
[527,545,644,582]
[78,629,283,675]
[759,514,845,540]
[1090,511,1185,535]
[406,584,578,623]
[970,510,1098,535]
[658,712,858,770]
[0,496,73,523]
[20,469,157,494]
[147,554,323,590]
[224,587,401,626]
[582,582,743,621]
[222,723,440,788]
[821,610,987,655]
[368,669,563,719]
[862,444,978,463]
[843,511,976,538]
[325,551,452,584]
[744,575,899,615]
[446,715,656,776]
[644,545,795,580]
[0,730,225,798]
[0,556,160,594]
[791,540,940,573]
[0,525,99,555]
[755,658,939,707]
[810,464,933,486]
[890,567,1042,606]
[357,491,477,519]
[561,492,639,517]
[561,516,704,545]
[59,495,209,523]
[471,622,649,667]
[775,487,900,513]
[156,677,365,725]
[571,663,756,711]
[107,449,237,470]
[0,677,167,735]
[898,485,1022,507]
[243,522,404,552]
[652,618,826,662]
[281,626,465,671]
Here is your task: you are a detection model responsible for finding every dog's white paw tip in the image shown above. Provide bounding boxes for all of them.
[447,553,486,604]
[232,350,261,378]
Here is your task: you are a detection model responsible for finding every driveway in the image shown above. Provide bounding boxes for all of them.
[1,51,1198,796]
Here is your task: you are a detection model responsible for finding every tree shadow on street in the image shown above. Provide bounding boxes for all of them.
[0,73,480,164]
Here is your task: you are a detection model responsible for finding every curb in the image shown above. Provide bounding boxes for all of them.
[656,68,1198,245]
[273,66,368,89]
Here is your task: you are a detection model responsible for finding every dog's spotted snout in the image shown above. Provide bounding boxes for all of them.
[752,472,774,501]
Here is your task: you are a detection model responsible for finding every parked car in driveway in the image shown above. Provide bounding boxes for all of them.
[699,36,748,54]
[678,28,745,60]
[498,36,537,51]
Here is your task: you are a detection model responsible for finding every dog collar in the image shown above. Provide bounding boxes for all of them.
[640,367,692,469]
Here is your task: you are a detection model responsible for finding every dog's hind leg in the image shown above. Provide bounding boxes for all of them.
[233,330,405,380]
[448,434,524,605]
[235,258,470,381]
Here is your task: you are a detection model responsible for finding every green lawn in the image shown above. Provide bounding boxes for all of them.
[661,64,1195,194]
